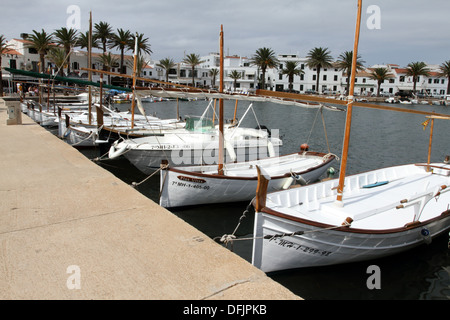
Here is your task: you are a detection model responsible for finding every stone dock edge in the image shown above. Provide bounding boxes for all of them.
[0,98,301,300]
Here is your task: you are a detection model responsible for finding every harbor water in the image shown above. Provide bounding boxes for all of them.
[79,98,450,300]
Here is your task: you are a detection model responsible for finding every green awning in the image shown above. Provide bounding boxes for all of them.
[3,68,132,92]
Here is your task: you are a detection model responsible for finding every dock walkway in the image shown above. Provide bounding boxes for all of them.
[0,99,300,300]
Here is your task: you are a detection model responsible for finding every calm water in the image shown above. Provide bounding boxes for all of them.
[80,98,450,300]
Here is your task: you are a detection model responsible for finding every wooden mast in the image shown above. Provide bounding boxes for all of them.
[88,11,92,125]
[218,25,225,175]
[335,0,363,205]
[130,33,138,129]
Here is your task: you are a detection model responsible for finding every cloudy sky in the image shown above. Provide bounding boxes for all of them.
[1,0,449,67]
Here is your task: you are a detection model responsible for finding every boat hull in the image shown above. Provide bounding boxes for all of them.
[125,138,281,175]
[252,210,450,272]
[159,152,335,208]
[251,163,450,272]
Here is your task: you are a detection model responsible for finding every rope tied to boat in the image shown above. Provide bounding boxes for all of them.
[216,203,353,249]
[131,163,168,187]
[214,201,253,250]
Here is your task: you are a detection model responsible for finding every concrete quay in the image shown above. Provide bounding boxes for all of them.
[0,99,300,300]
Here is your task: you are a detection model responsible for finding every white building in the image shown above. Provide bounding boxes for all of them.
[2,35,448,97]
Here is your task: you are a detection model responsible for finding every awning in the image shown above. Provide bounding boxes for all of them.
[3,68,132,92]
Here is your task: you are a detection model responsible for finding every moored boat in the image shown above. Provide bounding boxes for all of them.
[251,163,450,272]
[159,151,336,208]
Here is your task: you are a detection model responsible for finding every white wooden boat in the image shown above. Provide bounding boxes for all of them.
[248,0,450,273]
[109,115,282,174]
[252,163,450,272]
[159,151,336,208]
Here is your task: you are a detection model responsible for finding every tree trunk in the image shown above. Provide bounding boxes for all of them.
[261,67,266,90]
[0,56,3,96]
[316,67,321,93]
[66,48,71,74]
[447,76,450,95]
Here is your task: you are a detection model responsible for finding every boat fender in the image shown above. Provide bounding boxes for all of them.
[108,142,127,159]
[282,177,294,189]
[300,143,309,152]
[293,174,307,186]
[267,141,275,158]
[225,140,237,162]
[63,128,71,138]
[421,228,432,244]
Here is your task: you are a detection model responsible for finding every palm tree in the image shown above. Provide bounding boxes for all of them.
[26,29,55,73]
[0,35,12,96]
[280,61,304,92]
[250,47,279,90]
[98,52,118,84]
[156,58,176,84]
[109,28,131,74]
[76,31,100,71]
[306,47,333,93]
[209,68,219,89]
[368,67,394,97]
[127,55,146,86]
[94,21,113,54]
[406,61,430,93]
[229,70,242,92]
[46,47,66,77]
[336,51,365,94]
[438,60,450,95]
[182,53,204,87]
[53,27,78,74]
[129,33,152,57]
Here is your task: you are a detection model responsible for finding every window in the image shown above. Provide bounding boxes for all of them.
[323,75,327,81]
[313,75,316,81]
[334,75,338,81]
[400,76,405,82]
[301,64,305,69]
[279,74,283,80]
[300,74,304,81]
[442,79,445,84]
[434,79,439,84]
[428,79,432,84]
[362,78,366,83]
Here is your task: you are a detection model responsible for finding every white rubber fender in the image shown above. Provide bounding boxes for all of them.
[225,140,237,162]
[108,142,128,159]
[267,140,275,157]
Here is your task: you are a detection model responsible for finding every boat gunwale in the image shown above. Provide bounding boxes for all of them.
[258,202,450,235]
[164,151,336,181]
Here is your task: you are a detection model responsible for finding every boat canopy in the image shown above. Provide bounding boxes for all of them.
[185,116,214,132]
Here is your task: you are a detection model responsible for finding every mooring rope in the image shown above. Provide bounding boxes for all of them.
[130,164,167,187]
[216,206,353,250]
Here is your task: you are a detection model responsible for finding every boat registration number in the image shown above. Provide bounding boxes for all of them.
[268,238,332,256]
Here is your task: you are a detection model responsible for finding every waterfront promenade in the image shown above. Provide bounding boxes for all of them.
[0,98,300,300]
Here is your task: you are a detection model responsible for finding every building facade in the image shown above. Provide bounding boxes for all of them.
[2,36,448,97]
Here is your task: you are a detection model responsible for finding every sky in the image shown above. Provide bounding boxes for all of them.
[1,0,449,67]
